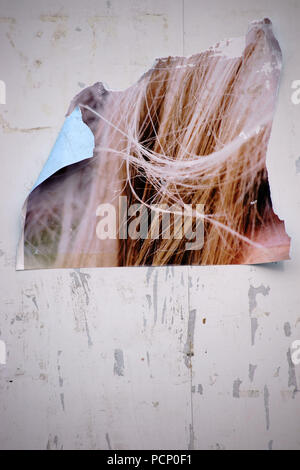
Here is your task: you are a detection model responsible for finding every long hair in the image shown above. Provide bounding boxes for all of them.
[23,19,290,269]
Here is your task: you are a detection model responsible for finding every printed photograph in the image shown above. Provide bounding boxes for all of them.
[19,18,291,269]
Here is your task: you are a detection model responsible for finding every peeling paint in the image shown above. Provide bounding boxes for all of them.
[268,440,273,450]
[146,266,155,284]
[161,298,166,324]
[284,322,291,337]
[60,392,65,412]
[251,318,258,346]
[0,114,50,133]
[152,271,158,326]
[146,351,150,367]
[46,434,63,450]
[249,364,257,382]
[248,284,270,347]
[114,349,125,376]
[287,349,298,397]
[264,385,270,431]
[74,271,91,306]
[184,309,196,368]
[105,432,112,450]
[69,271,93,346]
[233,378,242,398]
[248,284,270,314]
[188,423,194,450]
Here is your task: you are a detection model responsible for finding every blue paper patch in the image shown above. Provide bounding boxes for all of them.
[32,106,94,189]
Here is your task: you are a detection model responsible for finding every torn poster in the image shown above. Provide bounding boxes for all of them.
[16,18,290,270]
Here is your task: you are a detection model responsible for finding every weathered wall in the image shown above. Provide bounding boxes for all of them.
[0,0,299,450]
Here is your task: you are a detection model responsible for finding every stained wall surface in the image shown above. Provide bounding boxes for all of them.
[0,0,299,450]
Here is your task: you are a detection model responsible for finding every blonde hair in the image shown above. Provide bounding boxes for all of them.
[23,19,289,269]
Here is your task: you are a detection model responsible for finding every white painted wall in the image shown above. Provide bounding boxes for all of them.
[0,0,299,450]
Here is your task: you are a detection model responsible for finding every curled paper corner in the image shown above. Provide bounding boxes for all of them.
[32,106,95,190]
[17,18,291,270]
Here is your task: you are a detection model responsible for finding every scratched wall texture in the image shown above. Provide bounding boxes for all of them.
[0,0,300,450]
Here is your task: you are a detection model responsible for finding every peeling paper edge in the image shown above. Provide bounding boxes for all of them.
[255,19,292,263]
[16,199,27,271]
[16,107,95,271]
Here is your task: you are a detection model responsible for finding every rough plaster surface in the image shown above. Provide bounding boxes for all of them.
[0,0,299,450]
